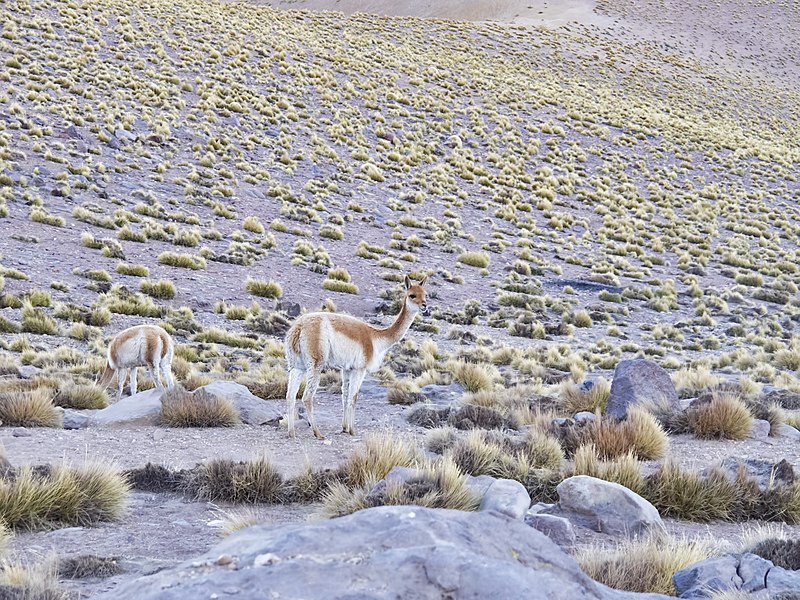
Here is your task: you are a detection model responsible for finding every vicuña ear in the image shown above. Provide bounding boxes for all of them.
[404,275,412,289]
[418,275,428,286]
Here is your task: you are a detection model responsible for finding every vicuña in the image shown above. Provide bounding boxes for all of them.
[97,324,175,400]
[284,275,428,439]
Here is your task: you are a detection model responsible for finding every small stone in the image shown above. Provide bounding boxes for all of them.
[253,553,281,567]
[12,428,32,437]
[479,478,531,520]
[749,419,770,440]
[216,554,234,566]
[573,411,596,424]
[524,514,576,548]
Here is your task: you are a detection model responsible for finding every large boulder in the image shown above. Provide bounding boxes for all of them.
[97,506,670,600]
[673,553,800,598]
[198,381,283,425]
[555,475,664,537]
[88,389,163,427]
[607,359,679,419]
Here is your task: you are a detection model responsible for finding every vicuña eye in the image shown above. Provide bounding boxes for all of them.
[409,293,417,298]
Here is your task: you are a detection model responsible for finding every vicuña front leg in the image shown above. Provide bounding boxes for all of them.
[344,369,366,435]
[340,368,352,433]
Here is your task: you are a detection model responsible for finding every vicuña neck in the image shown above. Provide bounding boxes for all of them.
[380,302,416,344]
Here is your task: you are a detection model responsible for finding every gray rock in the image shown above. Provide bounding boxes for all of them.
[766,566,800,595]
[464,474,496,500]
[709,457,795,491]
[607,359,679,419]
[673,553,800,598]
[357,379,388,403]
[420,383,465,406]
[574,411,596,424]
[673,554,742,598]
[739,553,773,593]
[276,301,301,317]
[763,389,800,410]
[16,365,42,379]
[777,423,800,440]
[96,506,670,600]
[198,381,282,426]
[749,419,770,440]
[556,475,664,537]
[479,478,531,520]
[12,428,32,437]
[528,502,556,514]
[62,409,90,430]
[65,125,83,139]
[89,389,163,427]
[524,513,576,548]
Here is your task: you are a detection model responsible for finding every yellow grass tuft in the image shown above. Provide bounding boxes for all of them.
[160,387,240,427]
[0,388,63,427]
[686,392,753,439]
[576,534,717,595]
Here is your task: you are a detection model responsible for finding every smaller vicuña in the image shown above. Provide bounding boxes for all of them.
[97,324,175,401]
[284,275,429,439]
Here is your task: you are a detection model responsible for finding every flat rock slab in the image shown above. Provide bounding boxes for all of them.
[97,506,670,600]
[88,389,164,427]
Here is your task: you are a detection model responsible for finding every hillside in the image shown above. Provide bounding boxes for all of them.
[1,0,800,595]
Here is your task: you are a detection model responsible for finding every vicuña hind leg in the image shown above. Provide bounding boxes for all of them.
[344,369,366,435]
[301,367,323,439]
[161,358,175,389]
[129,367,138,396]
[340,368,351,433]
[285,367,304,439]
[117,368,128,401]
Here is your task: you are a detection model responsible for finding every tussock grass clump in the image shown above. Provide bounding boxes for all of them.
[575,534,717,595]
[447,404,509,430]
[160,387,240,427]
[586,407,668,460]
[189,455,283,504]
[194,328,259,349]
[686,393,753,439]
[646,460,736,522]
[0,463,129,529]
[115,263,149,277]
[322,457,479,518]
[387,380,425,405]
[457,251,490,268]
[0,388,63,427]
[53,384,109,410]
[750,538,800,571]
[558,378,611,414]
[322,267,358,294]
[672,366,720,398]
[336,432,422,488]
[59,555,123,579]
[20,303,58,335]
[245,278,283,299]
[100,287,164,318]
[0,557,69,600]
[424,426,459,454]
[573,444,646,495]
[30,206,65,227]
[445,360,499,393]
[242,216,265,234]
[140,279,176,299]
[157,251,206,270]
[447,429,563,481]
[0,314,20,334]
[124,463,186,493]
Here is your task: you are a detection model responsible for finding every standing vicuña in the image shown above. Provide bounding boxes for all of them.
[97,324,175,401]
[284,275,428,439]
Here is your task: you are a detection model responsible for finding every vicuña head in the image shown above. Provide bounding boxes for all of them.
[284,274,428,439]
[96,324,175,401]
